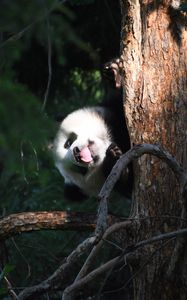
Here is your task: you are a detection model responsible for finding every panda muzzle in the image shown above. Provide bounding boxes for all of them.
[73,146,93,163]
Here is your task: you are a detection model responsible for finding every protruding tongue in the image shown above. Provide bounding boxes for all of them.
[80,146,92,163]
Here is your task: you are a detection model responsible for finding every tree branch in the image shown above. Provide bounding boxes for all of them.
[11,214,187,299]
[0,211,123,241]
[97,143,187,236]
[75,220,132,282]
[100,143,185,200]
[0,211,96,241]
[16,220,132,300]
[62,228,187,300]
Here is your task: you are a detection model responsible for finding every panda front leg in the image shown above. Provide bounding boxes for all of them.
[102,143,132,197]
[102,142,122,177]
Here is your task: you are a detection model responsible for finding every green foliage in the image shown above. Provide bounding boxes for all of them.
[0,0,97,79]
[0,264,15,298]
[50,68,103,116]
[0,1,125,298]
[0,27,103,297]
[0,288,8,298]
[180,1,187,12]
[0,78,53,173]
[0,265,14,282]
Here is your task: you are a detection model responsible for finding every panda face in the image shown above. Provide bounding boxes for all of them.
[53,108,112,175]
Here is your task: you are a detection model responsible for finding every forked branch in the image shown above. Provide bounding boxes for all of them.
[96,143,187,237]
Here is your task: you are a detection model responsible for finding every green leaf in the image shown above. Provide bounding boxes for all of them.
[180,3,187,11]
[0,264,15,282]
[0,287,8,296]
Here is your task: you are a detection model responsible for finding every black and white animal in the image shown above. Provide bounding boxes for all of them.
[53,59,132,200]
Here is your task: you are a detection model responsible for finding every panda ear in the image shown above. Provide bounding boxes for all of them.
[54,113,66,123]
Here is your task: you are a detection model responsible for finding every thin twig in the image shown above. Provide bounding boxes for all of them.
[74,221,132,282]
[102,238,123,251]
[41,0,52,112]
[4,277,18,300]
[127,228,187,252]
[102,238,174,297]
[0,266,18,300]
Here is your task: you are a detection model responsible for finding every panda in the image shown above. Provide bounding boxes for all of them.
[53,59,132,200]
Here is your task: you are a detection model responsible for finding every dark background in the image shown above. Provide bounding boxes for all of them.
[0,1,127,299]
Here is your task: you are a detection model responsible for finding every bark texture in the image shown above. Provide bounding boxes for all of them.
[0,211,92,239]
[120,0,187,299]
[0,211,123,241]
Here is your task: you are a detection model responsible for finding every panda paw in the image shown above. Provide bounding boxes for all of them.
[106,143,122,159]
[103,143,123,177]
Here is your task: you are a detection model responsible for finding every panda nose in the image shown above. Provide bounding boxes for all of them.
[73,147,81,162]
[73,147,80,155]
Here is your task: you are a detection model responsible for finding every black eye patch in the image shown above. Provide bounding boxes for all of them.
[64,132,77,149]
[64,139,72,149]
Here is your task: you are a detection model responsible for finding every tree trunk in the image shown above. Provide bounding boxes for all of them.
[120,0,187,299]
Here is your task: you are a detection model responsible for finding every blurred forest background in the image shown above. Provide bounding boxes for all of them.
[0,0,124,298]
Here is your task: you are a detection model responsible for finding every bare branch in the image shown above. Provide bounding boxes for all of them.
[129,227,187,252]
[7,212,186,299]
[99,143,185,200]
[0,211,96,241]
[62,228,187,300]
[102,238,174,297]
[62,255,122,300]
[97,143,187,236]
[75,221,132,282]
[95,197,108,239]
[4,277,18,300]
[16,220,132,300]
[0,211,125,242]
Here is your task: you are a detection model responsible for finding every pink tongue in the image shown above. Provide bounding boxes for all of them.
[80,146,92,163]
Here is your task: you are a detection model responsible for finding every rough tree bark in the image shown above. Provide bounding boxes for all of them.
[120,0,187,299]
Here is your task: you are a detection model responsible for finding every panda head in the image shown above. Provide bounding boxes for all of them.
[53,108,112,174]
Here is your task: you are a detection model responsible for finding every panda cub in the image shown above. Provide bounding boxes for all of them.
[53,59,131,200]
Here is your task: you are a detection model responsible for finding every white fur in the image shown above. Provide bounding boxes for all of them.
[53,108,112,196]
